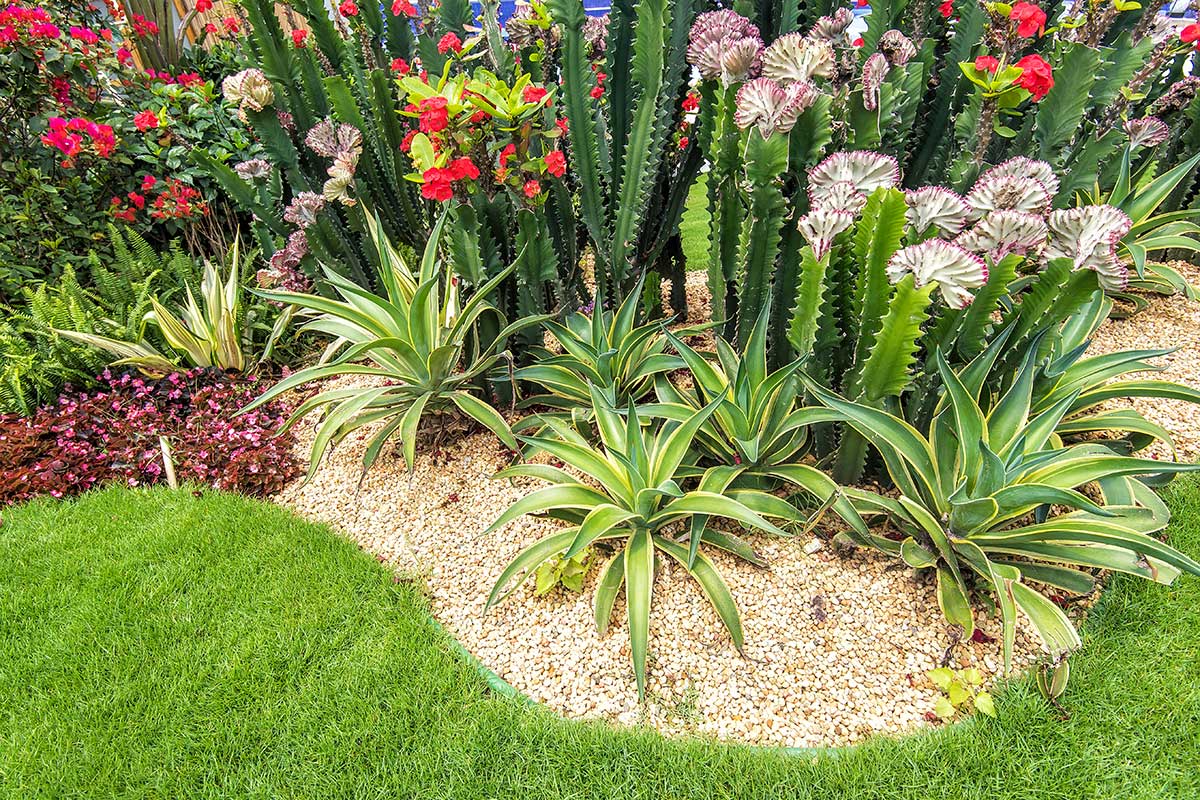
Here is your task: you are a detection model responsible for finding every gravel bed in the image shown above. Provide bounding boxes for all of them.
[276,268,1199,749]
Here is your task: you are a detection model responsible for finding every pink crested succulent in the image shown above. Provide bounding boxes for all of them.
[808,151,901,203]
[861,52,891,111]
[797,207,856,259]
[1123,117,1170,150]
[956,210,1049,262]
[976,157,1060,201]
[966,173,1052,220]
[878,30,917,66]
[1044,205,1133,291]
[305,118,363,158]
[887,240,989,308]
[905,187,971,238]
[687,10,764,85]
[734,77,818,136]
[760,33,835,84]
[808,180,869,213]
[811,8,854,42]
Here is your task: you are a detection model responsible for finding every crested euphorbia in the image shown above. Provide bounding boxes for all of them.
[1044,205,1133,290]
[685,10,763,86]
[905,186,972,238]
[808,151,901,206]
[733,77,817,137]
[887,239,989,308]
[956,209,1049,262]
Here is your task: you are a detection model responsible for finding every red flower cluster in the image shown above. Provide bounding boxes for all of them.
[681,92,699,112]
[391,56,411,74]
[41,115,116,166]
[110,177,207,222]
[974,55,999,73]
[591,71,606,99]
[420,157,479,201]
[195,0,212,12]
[0,369,300,506]
[1182,23,1200,48]
[338,0,358,17]
[292,28,307,47]
[437,32,462,54]
[0,3,60,42]
[544,149,566,177]
[133,109,159,131]
[522,85,549,105]
[418,95,449,133]
[1014,53,1053,101]
[939,0,953,18]
[1009,2,1046,38]
[130,12,158,37]
[392,0,417,15]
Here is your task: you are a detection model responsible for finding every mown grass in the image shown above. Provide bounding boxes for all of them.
[1,483,1199,799]
[681,173,709,272]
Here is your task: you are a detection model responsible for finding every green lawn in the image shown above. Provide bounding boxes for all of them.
[2,484,1199,799]
[681,173,709,271]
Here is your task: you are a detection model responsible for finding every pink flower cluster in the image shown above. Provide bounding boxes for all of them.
[40,115,116,166]
[0,369,301,506]
[0,3,60,42]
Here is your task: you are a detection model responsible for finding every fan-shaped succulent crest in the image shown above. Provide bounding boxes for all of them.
[810,8,853,41]
[760,33,835,84]
[809,180,869,213]
[1123,116,1170,149]
[222,68,274,113]
[733,77,818,137]
[905,187,971,237]
[878,30,916,66]
[957,210,1048,262]
[305,118,363,158]
[861,53,891,111]
[687,10,763,84]
[1044,205,1133,290]
[798,208,856,259]
[976,157,1060,200]
[966,173,1052,220]
[887,240,988,308]
[808,151,900,203]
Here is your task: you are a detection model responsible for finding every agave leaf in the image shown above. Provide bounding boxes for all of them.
[593,551,626,636]
[625,528,655,700]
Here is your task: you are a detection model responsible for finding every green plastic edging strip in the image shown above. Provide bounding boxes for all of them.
[420,610,846,759]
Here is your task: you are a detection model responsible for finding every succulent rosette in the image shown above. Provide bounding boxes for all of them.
[686,10,764,85]
[886,239,989,308]
[1044,205,1133,291]
[1123,117,1170,150]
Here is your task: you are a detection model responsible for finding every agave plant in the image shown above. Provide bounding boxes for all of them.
[646,310,810,471]
[59,242,249,374]
[513,280,685,414]
[486,387,845,698]
[241,212,546,479]
[804,349,1200,678]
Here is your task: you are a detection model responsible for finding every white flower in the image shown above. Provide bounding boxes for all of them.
[808,180,868,213]
[808,151,900,200]
[976,157,1060,201]
[905,187,971,238]
[861,53,890,111]
[1123,117,1170,149]
[798,208,856,260]
[734,77,818,137]
[956,210,1048,262]
[760,33,835,84]
[1044,205,1133,290]
[887,240,989,308]
[966,174,1052,219]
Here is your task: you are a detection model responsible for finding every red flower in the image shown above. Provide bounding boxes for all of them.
[421,168,453,201]
[523,179,541,198]
[141,175,157,192]
[400,129,417,152]
[1014,53,1053,101]
[1009,2,1046,38]
[555,117,568,134]
[338,0,358,16]
[1181,23,1200,44]
[133,109,159,131]
[204,22,217,33]
[449,157,480,180]
[437,32,462,54]
[678,136,689,149]
[939,0,953,18]
[391,57,411,74]
[222,16,239,32]
[974,55,1000,73]
[500,143,516,163]
[292,29,307,47]
[417,96,449,133]
[590,85,603,99]
[856,0,868,6]
[522,85,548,105]
[196,0,212,11]
[852,36,864,47]
[681,93,699,112]
[392,0,417,15]
[127,191,145,209]
[544,149,566,177]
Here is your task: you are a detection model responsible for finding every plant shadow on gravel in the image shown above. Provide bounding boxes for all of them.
[1,482,1198,800]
